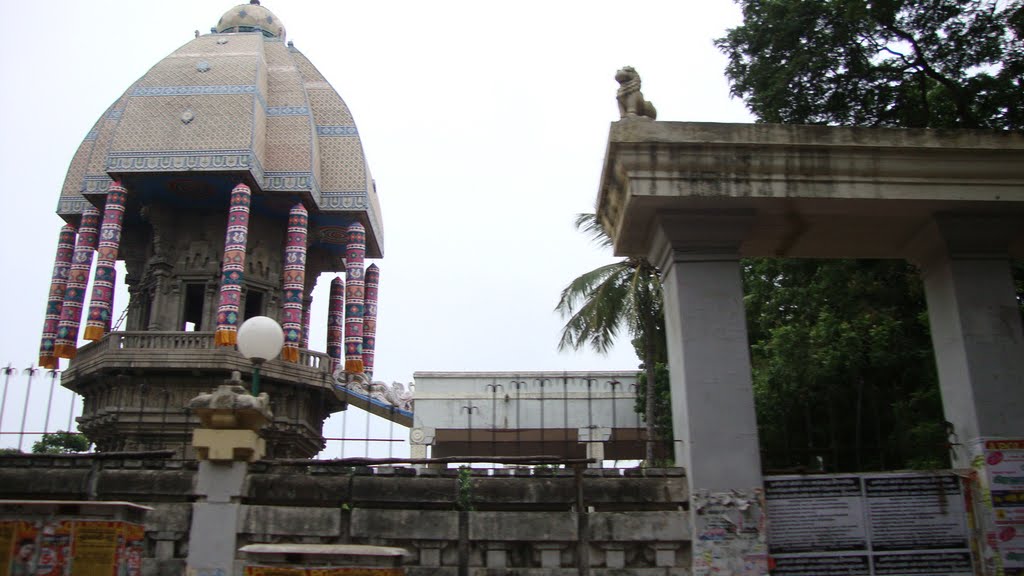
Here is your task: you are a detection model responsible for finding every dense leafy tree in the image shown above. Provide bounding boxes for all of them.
[556,214,665,462]
[717,0,1024,471]
[32,431,90,454]
[716,0,1024,129]
[744,259,946,471]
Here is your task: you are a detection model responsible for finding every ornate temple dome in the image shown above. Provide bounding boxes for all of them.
[56,2,383,257]
[216,1,286,39]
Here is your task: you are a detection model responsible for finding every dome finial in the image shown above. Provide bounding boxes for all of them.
[216,1,284,38]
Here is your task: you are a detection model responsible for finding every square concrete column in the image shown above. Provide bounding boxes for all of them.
[653,213,762,491]
[653,213,768,576]
[915,216,1024,467]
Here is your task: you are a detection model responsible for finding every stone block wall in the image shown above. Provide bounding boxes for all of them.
[0,455,691,575]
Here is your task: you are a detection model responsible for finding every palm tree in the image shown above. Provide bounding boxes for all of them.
[556,213,665,463]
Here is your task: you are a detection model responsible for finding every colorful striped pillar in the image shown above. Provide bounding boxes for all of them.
[280,203,308,363]
[38,225,77,368]
[214,183,252,346]
[84,181,128,341]
[301,296,312,350]
[54,206,101,359]
[361,264,380,377]
[327,277,345,375]
[344,222,366,374]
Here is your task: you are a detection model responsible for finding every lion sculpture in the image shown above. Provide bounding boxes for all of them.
[615,66,657,120]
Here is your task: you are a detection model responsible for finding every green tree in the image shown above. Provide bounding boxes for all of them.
[716,0,1024,129]
[744,259,945,471]
[717,0,1024,471]
[556,213,666,463]
[32,431,90,454]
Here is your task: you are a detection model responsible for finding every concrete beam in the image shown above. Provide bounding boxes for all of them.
[599,121,1024,259]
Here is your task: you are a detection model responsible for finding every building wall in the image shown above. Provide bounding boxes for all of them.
[0,455,690,575]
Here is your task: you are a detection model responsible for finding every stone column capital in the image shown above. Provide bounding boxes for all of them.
[650,210,755,272]
[907,213,1020,269]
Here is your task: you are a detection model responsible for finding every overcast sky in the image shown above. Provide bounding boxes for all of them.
[0,0,754,456]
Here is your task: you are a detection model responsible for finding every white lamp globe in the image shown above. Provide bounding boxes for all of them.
[237,316,285,363]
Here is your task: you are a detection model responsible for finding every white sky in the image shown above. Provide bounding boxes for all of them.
[0,0,753,456]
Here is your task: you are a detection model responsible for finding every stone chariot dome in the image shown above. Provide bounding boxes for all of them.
[40,1,395,458]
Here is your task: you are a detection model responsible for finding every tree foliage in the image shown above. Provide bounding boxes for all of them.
[745,260,946,471]
[717,0,1024,472]
[32,432,90,454]
[716,0,1024,129]
[556,214,666,462]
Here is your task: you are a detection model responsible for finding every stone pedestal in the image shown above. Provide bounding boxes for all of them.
[185,373,273,576]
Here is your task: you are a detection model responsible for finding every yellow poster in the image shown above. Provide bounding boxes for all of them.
[71,521,120,576]
[0,522,15,576]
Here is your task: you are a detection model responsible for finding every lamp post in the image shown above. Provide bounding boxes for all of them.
[237,316,284,396]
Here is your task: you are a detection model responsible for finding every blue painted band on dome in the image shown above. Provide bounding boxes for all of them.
[132,85,258,97]
[316,126,359,137]
[267,106,310,116]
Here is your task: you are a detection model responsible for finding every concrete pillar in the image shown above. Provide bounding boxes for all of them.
[915,216,1024,467]
[653,213,762,490]
[410,444,427,460]
[187,461,247,575]
[578,426,611,468]
[410,427,434,465]
[653,212,768,576]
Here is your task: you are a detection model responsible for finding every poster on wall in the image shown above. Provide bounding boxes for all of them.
[764,476,866,554]
[121,523,144,576]
[982,440,1024,526]
[71,521,120,576]
[36,521,72,576]
[1,521,39,576]
[766,472,973,576]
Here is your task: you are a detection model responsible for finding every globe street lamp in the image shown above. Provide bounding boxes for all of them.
[236,316,284,396]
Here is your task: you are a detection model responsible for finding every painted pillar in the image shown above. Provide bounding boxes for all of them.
[301,295,313,350]
[344,222,366,374]
[327,277,345,375]
[214,183,252,346]
[914,215,1024,468]
[84,181,129,341]
[38,225,77,369]
[362,264,380,377]
[54,206,102,359]
[280,203,308,363]
[653,212,767,575]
